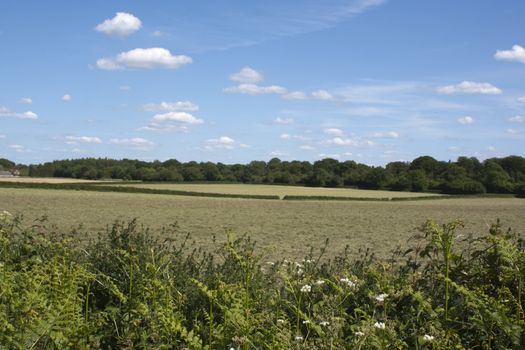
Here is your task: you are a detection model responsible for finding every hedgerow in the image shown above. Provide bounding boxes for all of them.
[1,211,524,349]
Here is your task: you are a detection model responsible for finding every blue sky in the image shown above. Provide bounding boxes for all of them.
[1,0,524,165]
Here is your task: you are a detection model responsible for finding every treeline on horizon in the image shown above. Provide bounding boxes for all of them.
[1,155,525,195]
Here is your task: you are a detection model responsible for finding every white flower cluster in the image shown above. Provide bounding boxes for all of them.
[319,321,330,326]
[374,321,386,329]
[423,334,435,342]
[300,284,311,293]
[340,277,356,288]
[375,293,388,303]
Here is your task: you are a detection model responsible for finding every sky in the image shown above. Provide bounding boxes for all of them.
[0,0,524,165]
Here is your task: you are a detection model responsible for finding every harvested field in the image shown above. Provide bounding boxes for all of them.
[105,183,443,199]
[0,177,100,184]
[1,187,523,259]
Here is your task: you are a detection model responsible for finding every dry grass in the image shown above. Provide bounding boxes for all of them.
[107,183,443,199]
[1,187,523,259]
[0,177,99,184]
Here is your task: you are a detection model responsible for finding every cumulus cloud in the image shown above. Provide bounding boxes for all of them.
[19,97,32,104]
[328,137,357,146]
[495,45,525,64]
[142,101,199,112]
[280,133,291,139]
[437,81,502,95]
[518,97,525,103]
[0,106,38,120]
[230,67,264,83]
[457,116,475,124]
[282,91,307,100]
[300,145,314,150]
[97,48,192,70]
[62,94,72,101]
[110,137,154,150]
[224,83,286,95]
[152,111,203,124]
[65,136,102,145]
[205,136,248,150]
[274,117,293,125]
[95,12,142,36]
[140,111,204,132]
[509,115,525,123]
[312,89,334,101]
[372,131,399,138]
[324,128,345,137]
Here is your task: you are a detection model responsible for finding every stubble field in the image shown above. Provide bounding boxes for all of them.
[1,187,523,259]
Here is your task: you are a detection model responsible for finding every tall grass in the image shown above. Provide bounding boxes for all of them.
[1,211,524,349]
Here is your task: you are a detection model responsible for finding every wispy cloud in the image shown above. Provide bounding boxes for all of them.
[110,137,155,150]
[437,81,502,95]
[224,83,286,95]
[65,136,102,145]
[142,101,199,112]
[205,136,248,150]
[0,106,38,120]
[457,116,474,125]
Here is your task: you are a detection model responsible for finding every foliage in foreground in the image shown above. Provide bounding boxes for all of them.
[1,212,524,349]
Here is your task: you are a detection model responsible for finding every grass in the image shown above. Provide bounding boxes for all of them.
[105,183,444,199]
[1,187,523,259]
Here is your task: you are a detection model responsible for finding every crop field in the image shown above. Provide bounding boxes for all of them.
[0,176,99,184]
[105,182,443,199]
[1,187,523,259]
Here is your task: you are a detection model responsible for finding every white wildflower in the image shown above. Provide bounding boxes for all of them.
[375,293,388,303]
[319,321,330,326]
[277,318,285,324]
[295,336,303,341]
[300,284,311,293]
[304,259,313,264]
[302,320,310,324]
[315,279,325,285]
[355,331,365,337]
[297,268,304,275]
[423,334,435,342]
[266,261,275,266]
[340,277,356,288]
[295,262,303,268]
[374,322,386,330]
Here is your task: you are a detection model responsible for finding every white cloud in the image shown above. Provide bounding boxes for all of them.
[312,89,334,101]
[300,145,314,150]
[506,128,520,135]
[0,135,5,139]
[230,67,263,83]
[372,131,399,138]
[437,81,502,95]
[62,94,72,101]
[9,144,31,153]
[142,101,199,112]
[518,97,525,103]
[269,150,289,157]
[224,83,286,95]
[0,107,38,120]
[274,117,293,124]
[152,111,203,124]
[495,45,525,64]
[324,128,344,137]
[138,123,189,133]
[280,133,291,139]
[319,153,341,159]
[95,12,142,37]
[65,136,102,145]
[282,91,307,100]
[151,30,166,37]
[19,97,32,104]
[119,85,131,91]
[97,48,192,70]
[206,136,247,150]
[329,137,357,146]
[457,116,475,124]
[110,137,154,150]
[509,115,525,123]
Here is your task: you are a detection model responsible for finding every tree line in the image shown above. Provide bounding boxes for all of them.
[3,155,525,194]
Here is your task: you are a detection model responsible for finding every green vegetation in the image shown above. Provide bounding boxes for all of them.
[6,154,525,195]
[1,187,524,259]
[1,211,524,349]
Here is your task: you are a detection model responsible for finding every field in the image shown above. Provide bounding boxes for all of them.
[106,182,443,199]
[0,176,99,183]
[1,187,523,258]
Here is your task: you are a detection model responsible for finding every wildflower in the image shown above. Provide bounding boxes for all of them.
[304,259,313,264]
[266,261,275,266]
[295,336,304,341]
[340,277,356,288]
[355,331,365,337]
[375,293,388,303]
[300,284,311,293]
[374,322,386,330]
[315,279,325,285]
[277,319,285,324]
[423,334,435,342]
[297,268,304,275]
[295,262,303,268]
[319,321,330,326]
